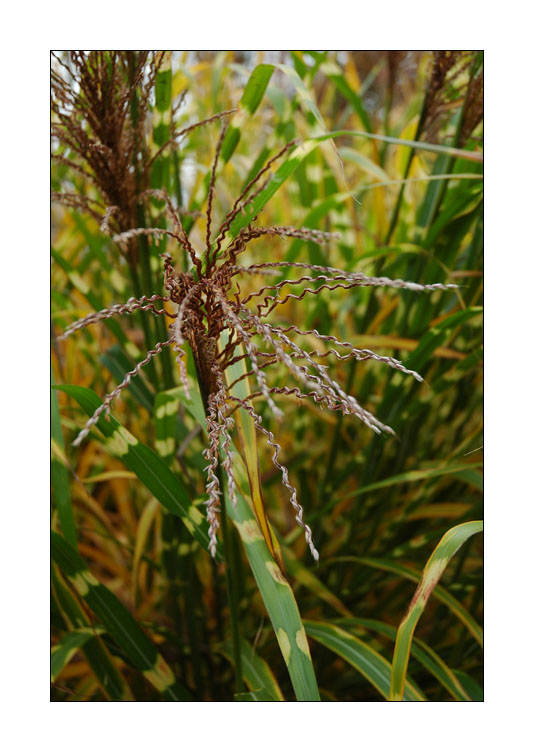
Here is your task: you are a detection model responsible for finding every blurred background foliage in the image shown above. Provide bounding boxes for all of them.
[51,51,482,701]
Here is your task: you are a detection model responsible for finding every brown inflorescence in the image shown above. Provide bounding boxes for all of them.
[57,99,459,562]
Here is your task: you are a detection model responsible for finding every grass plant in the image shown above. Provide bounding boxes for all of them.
[51,50,483,701]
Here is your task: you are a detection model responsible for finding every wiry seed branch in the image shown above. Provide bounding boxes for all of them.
[241,310,395,435]
[72,339,173,447]
[272,323,424,382]
[240,226,340,244]
[147,109,237,169]
[205,119,230,272]
[58,295,172,341]
[242,260,459,291]
[202,373,238,556]
[211,140,298,261]
[213,287,283,420]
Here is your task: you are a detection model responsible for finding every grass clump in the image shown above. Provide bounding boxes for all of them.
[52,50,483,702]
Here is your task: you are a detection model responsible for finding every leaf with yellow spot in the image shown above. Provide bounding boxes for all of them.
[51,532,191,701]
[295,629,312,661]
[54,385,219,559]
[265,561,289,587]
[169,361,321,700]
[276,628,292,665]
[51,564,132,700]
[234,518,264,544]
[389,521,483,701]
[304,620,426,701]
[143,654,176,693]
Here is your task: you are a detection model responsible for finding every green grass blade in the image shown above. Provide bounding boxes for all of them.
[406,307,483,373]
[285,567,473,700]
[51,366,77,549]
[352,459,483,497]
[234,689,276,701]
[342,556,483,646]
[151,52,173,205]
[356,173,483,193]
[452,670,483,701]
[389,521,483,701]
[51,531,191,701]
[226,489,320,700]
[282,550,471,699]
[221,64,274,163]
[154,52,172,140]
[319,60,372,131]
[321,129,483,163]
[51,564,131,700]
[303,620,426,701]
[51,627,105,681]
[221,639,284,701]
[274,63,327,129]
[53,384,221,560]
[337,146,390,182]
[240,64,274,114]
[336,618,471,701]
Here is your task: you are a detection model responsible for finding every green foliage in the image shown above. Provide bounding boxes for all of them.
[51,51,482,702]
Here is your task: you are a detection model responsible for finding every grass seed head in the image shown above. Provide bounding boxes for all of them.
[54,63,458,560]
